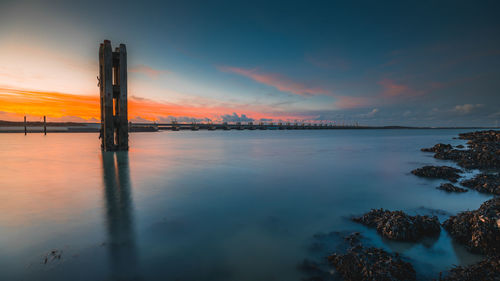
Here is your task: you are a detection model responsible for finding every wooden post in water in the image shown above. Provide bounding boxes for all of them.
[24,116,27,135]
[99,40,128,151]
[43,116,47,135]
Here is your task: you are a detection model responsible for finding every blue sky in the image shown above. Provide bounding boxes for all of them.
[0,0,499,126]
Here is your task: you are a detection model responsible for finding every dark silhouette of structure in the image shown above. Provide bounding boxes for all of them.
[99,40,128,151]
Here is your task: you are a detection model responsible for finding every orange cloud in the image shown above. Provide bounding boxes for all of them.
[0,87,308,122]
[333,79,424,109]
[378,79,428,99]
[378,79,410,97]
[334,95,374,109]
[219,66,329,96]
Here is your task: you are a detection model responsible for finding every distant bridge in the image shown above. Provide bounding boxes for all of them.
[2,120,362,133]
[130,122,360,132]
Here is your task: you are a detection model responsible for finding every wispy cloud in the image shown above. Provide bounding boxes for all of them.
[218,66,329,96]
[333,78,427,109]
[130,65,169,79]
[452,104,484,115]
[358,108,379,118]
[489,111,500,118]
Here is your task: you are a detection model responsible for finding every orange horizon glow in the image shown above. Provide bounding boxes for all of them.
[0,87,313,123]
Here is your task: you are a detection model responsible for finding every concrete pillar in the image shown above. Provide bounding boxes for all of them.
[99,40,128,151]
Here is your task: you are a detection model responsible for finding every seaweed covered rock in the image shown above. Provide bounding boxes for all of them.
[436,183,468,193]
[459,130,500,143]
[352,209,441,241]
[421,143,452,153]
[461,173,500,195]
[438,256,500,281]
[432,130,500,169]
[411,166,462,182]
[442,197,500,255]
[328,244,416,281]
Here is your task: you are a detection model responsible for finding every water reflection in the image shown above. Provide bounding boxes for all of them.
[101,152,139,280]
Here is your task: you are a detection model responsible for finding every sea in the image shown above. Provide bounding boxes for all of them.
[0,129,493,280]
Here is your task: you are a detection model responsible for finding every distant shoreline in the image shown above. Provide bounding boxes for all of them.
[1,119,499,133]
[0,121,500,133]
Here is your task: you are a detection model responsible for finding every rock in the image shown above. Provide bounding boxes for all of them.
[302,233,419,281]
[328,243,416,281]
[461,173,500,195]
[438,256,500,281]
[42,249,63,265]
[432,130,500,169]
[411,166,463,182]
[436,183,468,193]
[344,231,361,246]
[455,144,465,149]
[442,197,500,255]
[421,143,453,153]
[301,232,364,281]
[352,209,441,241]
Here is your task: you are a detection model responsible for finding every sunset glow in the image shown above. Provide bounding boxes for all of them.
[0,87,310,122]
[0,0,498,126]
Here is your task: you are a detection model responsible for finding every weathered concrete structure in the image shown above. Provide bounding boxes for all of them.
[99,40,128,151]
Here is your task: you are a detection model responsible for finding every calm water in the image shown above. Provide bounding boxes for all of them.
[0,129,493,281]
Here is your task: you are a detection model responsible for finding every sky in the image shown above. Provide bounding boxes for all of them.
[0,0,499,126]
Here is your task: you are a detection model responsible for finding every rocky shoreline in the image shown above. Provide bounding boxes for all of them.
[433,130,500,170]
[302,130,500,281]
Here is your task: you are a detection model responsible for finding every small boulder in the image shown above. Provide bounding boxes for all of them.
[436,183,468,193]
[461,173,500,195]
[411,166,463,182]
[352,209,440,241]
[421,143,452,153]
[442,197,500,255]
[328,243,416,281]
[438,256,500,281]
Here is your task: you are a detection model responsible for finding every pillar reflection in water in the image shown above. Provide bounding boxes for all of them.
[101,152,139,280]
